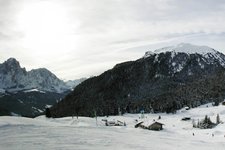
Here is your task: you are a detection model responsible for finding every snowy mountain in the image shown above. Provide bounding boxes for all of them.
[0,58,69,93]
[0,58,87,117]
[50,43,225,117]
[144,43,225,74]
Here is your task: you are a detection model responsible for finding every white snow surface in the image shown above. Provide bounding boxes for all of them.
[144,43,220,58]
[153,43,216,55]
[23,88,46,93]
[1,103,225,150]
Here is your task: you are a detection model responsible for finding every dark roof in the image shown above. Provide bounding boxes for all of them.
[151,122,164,126]
[135,121,144,128]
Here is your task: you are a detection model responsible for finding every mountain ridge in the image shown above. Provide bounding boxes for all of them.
[49,43,225,117]
[0,58,69,93]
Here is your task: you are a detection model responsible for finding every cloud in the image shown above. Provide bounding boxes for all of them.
[0,0,225,80]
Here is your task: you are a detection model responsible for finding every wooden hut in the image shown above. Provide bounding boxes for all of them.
[135,121,164,131]
[148,122,164,131]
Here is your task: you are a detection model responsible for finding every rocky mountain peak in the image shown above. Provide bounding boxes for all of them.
[1,58,22,71]
[0,58,86,93]
[0,58,69,93]
[5,58,19,64]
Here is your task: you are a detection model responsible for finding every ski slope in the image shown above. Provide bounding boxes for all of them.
[0,103,225,150]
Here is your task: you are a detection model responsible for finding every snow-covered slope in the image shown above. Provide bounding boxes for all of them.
[154,43,216,55]
[1,103,225,150]
[0,58,69,93]
[144,43,217,56]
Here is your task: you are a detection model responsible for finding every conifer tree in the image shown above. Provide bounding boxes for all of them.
[216,114,220,124]
[45,108,51,118]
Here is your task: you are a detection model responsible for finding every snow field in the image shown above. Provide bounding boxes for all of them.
[0,103,225,149]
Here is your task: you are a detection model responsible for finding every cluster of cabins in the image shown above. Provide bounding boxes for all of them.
[100,104,225,131]
[102,119,164,131]
[102,119,126,126]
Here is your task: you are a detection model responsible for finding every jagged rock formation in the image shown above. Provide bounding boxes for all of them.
[0,58,86,117]
[0,58,69,93]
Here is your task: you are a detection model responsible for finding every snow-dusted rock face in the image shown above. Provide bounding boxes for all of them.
[144,43,225,74]
[0,58,69,93]
[0,58,26,89]
[65,78,87,90]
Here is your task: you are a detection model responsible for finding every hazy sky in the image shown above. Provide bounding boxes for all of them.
[1,0,225,80]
